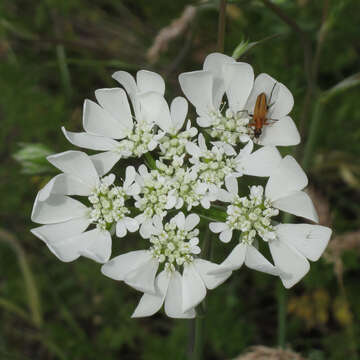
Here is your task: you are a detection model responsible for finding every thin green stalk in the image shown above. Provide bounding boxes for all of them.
[217,0,227,53]
[277,283,287,348]
[56,44,72,100]
[301,98,323,171]
[144,152,156,169]
[192,316,204,360]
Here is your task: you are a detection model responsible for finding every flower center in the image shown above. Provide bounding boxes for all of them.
[116,120,157,157]
[88,177,129,230]
[149,222,200,272]
[197,149,236,187]
[208,108,253,145]
[134,170,173,218]
[159,129,194,159]
[226,185,279,244]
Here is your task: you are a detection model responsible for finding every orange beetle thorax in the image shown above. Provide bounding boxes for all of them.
[252,92,268,138]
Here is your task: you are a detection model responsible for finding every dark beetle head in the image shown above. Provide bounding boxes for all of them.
[254,128,262,138]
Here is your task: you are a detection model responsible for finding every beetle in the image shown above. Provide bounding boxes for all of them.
[249,82,278,139]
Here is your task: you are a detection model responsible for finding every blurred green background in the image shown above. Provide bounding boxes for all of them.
[1,0,360,359]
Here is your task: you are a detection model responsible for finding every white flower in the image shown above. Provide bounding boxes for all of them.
[269,224,332,288]
[244,73,299,146]
[62,70,166,173]
[101,212,231,318]
[179,52,300,146]
[31,151,139,263]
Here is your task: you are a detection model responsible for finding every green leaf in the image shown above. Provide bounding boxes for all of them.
[321,73,360,103]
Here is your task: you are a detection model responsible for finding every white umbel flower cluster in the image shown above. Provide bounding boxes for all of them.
[31,52,332,318]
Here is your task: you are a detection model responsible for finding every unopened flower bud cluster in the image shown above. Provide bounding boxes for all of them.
[226,185,279,244]
[88,178,130,230]
[149,221,200,272]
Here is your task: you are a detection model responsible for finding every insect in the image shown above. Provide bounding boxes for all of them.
[249,83,278,139]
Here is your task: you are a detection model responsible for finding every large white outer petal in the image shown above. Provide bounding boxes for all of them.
[244,245,278,275]
[203,52,235,108]
[31,194,88,224]
[112,71,137,99]
[138,91,171,130]
[273,191,319,223]
[242,146,282,177]
[90,151,122,177]
[265,155,308,201]
[101,250,152,281]
[269,238,310,288]
[62,127,119,151]
[124,257,159,294]
[182,263,207,312]
[131,271,170,318]
[276,224,331,261]
[165,271,195,319]
[31,217,91,258]
[47,151,99,188]
[258,116,300,146]
[245,73,294,119]
[178,71,214,115]
[50,228,111,263]
[224,62,254,113]
[170,97,188,134]
[95,88,133,132]
[82,99,127,139]
[37,174,92,201]
[194,259,231,290]
[136,70,165,95]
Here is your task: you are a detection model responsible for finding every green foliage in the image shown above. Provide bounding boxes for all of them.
[1,0,360,359]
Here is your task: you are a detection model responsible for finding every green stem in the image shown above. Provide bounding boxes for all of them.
[301,98,323,171]
[192,316,204,360]
[144,152,156,169]
[217,0,227,53]
[277,282,287,348]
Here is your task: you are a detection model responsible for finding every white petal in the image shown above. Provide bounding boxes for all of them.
[203,52,235,108]
[47,151,99,188]
[116,221,127,238]
[219,229,233,243]
[209,222,228,234]
[184,213,200,231]
[31,194,88,224]
[165,271,195,319]
[269,238,310,288]
[224,62,254,112]
[174,212,185,229]
[182,264,206,312]
[265,155,308,201]
[136,70,165,95]
[124,217,139,233]
[51,228,111,263]
[138,91,171,131]
[101,250,152,280]
[112,71,137,99]
[131,271,170,318]
[178,71,214,114]
[124,165,136,187]
[124,257,159,294]
[242,146,282,177]
[95,88,133,132]
[62,127,119,151]
[258,116,300,146]
[186,142,202,158]
[209,243,247,274]
[31,217,90,258]
[38,174,92,201]
[139,219,154,239]
[225,176,238,194]
[276,223,331,261]
[90,151,121,177]
[216,189,234,203]
[244,245,278,275]
[83,99,127,139]
[245,73,293,119]
[273,190,319,222]
[194,259,231,290]
[170,96,188,133]
[197,115,213,127]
